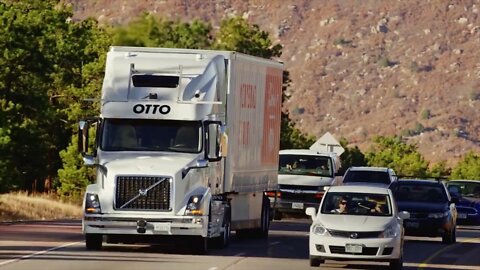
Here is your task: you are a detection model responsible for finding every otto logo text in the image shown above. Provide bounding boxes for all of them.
[133,104,171,114]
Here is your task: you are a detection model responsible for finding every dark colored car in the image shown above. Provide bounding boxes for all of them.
[446,180,480,225]
[390,179,457,244]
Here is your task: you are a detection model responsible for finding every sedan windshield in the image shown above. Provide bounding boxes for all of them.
[101,118,202,153]
[321,192,392,216]
[279,154,333,177]
[447,181,480,198]
[392,184,447,203]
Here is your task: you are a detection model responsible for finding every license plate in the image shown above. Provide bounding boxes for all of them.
[292,202,304,209]
[153,223,171,232]
[405,221,419,228]
[345,244,363,253]
[458,213,467,219]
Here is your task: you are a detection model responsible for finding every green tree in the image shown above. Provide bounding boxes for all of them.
[450,152,480,180]
[0,0,76,192]
[338,138,367,174]
[428,160,450,178]
[366,136,429,177]
[112,14,212,49]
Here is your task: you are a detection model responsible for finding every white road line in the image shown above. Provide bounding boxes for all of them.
[0,241,81,267]
[234,252,246,257]
[406,263,480,269]
[269,241,281,246]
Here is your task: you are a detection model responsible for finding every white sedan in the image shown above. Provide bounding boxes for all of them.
[306,185,409,269]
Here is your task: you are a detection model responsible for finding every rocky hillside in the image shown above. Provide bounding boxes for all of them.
[67,0,480,167]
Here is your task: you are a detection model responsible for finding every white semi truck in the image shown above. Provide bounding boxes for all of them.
[78,46,283,253]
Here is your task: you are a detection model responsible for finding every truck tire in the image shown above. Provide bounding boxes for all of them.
[273,209,282,220]
[251,195,270,238]
[211,204,231,248]
[193,236,209,254]
[85,234,103,250]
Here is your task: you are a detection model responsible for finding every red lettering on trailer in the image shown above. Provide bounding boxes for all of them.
[240,83,256,108]
[261,68,282,165]
[239,121,250,145]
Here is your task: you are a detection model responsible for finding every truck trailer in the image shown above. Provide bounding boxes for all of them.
[78,46,283,253]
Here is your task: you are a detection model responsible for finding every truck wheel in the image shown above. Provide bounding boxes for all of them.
[273,210,282,220]
[212,205,231,248]
[259,195,270,238]
[193,236,209,254]
[85,234,103,250]
[251,195,270,238]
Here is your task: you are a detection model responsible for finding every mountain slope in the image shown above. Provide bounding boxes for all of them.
[67,0,480,166]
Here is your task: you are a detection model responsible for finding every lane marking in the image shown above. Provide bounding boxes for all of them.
[0,241,81,267]
[407,262,480,269]
[234,252,246,256]
[269,241,281,246]
[419,237,479,269]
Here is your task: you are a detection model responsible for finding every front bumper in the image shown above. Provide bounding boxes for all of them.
[456,207,480,225]
[82,214,207,237]
[403,217,451,236]
[309,233,402,261]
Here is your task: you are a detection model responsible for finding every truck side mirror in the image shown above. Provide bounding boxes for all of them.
[78,120,89,155]
[78,118,99,163]
[204,121,222,162]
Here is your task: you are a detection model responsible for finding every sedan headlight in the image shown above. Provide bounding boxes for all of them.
[312,223,330,236]
[380,224,399,238]
[85,193,101,214]
[185,195,204,216]
[428,211,449,218]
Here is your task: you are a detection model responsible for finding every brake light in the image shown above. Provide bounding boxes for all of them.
[265,191,281,198]
[314,192,324,199]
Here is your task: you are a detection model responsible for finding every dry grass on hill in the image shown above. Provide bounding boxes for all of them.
[0,192,82,222]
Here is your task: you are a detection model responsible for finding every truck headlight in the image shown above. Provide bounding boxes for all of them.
[185,195,204,216]
[312,223,330,236]
[85,193,101,214]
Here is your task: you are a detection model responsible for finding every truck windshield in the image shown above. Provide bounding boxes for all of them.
[279,154,333,177]
[101,118,202,153]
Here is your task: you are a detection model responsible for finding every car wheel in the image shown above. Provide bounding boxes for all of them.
[309,256,323,267]
[389,255,403,270]
[442,227,456,244]
[451,226,457,244]
[85,234,103,250]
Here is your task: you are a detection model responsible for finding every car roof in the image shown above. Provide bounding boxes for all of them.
[343,182,391,188]
[448,179,480,183]
[394,179,444,186]
[327,184,390,194]
[347,166,392,172]
[279,149,337,157]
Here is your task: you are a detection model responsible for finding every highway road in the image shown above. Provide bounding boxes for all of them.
[0,219,479,270]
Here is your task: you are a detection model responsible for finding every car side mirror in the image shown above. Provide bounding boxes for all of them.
[305,207,317,221]
[398,211,410,220]
[450,196,459,204]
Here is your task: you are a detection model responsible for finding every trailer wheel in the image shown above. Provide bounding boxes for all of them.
[85,234,103,250]
[248,195,270,238]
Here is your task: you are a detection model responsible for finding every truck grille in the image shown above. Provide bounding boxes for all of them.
[115,176,171,210]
